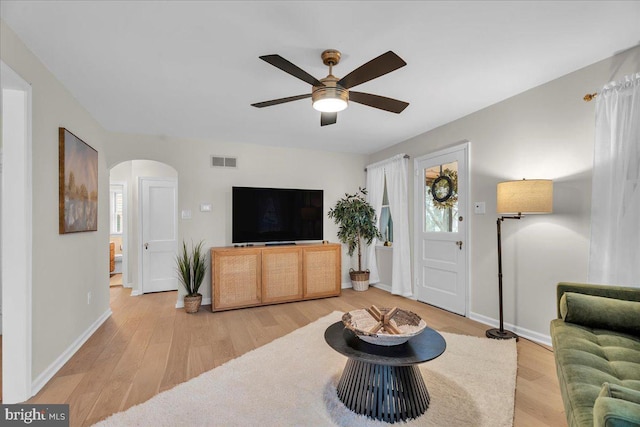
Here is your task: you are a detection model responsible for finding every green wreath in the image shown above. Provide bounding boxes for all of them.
[426,169,458,210]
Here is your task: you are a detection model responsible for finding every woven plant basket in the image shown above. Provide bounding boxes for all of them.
[350,270,370,292]
[184,294,202,313]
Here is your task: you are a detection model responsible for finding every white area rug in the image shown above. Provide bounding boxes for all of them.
[94,311,517,426]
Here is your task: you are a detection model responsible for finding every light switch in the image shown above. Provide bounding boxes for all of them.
[200,203,212,212]
[474,202,486,214]
[181,210,192,220]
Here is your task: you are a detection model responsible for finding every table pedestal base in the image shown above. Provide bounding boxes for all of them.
[336,358,430,423]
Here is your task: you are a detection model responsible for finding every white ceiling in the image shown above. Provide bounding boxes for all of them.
[2,1,639,154]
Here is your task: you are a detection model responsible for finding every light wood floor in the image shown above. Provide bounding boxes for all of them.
[109,273,122,287]
[28,285,567,426]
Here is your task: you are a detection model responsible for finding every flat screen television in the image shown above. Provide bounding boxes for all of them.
[232,186,324,244]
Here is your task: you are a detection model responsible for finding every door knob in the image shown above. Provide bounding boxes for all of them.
[144,243,149,250]
[456,241,463,250]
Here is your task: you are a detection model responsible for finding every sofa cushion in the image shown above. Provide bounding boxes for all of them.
[551,319,640,427]
[560,292,640,336]
[594,384,640,427]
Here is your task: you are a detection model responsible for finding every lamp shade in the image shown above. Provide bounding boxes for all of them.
[497,179,553,214]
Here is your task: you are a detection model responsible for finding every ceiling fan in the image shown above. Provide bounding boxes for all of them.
[251,49,409,126]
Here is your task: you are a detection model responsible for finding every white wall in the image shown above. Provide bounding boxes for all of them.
[374,247,393,291]
[105,133,367,303]
[368,46,640,343]
[1,20,110,383]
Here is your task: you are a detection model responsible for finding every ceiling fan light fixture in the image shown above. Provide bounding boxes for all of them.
[313,96,348,113]
[252,49,409,125]
[312,77,349,113]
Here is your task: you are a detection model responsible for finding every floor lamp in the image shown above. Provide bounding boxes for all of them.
[486,179,553,341]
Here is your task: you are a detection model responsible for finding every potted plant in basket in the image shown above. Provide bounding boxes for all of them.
[176,240,207,313]
[328,188,382,291]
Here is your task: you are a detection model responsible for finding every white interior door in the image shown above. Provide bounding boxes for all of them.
[141,177,178,293]
[414,143,468,315]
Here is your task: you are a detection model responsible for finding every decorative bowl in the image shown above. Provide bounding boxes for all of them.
[342,307,427,346]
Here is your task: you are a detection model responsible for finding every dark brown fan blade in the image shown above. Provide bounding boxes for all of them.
[349,91,409,114]
[321,112,337,126]
[251,94,311,108]
[338,51,406,89]
[259,55,325,87]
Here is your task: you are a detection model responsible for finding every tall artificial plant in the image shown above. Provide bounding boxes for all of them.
[328,188,382,273]
[176,240,207,296]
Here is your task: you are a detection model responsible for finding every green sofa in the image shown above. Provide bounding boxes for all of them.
[550,282,640,427]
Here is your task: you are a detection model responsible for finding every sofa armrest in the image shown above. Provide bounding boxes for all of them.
[594,383,640,427]
[556,282,640,318]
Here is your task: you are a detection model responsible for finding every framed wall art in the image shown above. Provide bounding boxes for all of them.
[59,127,98,234]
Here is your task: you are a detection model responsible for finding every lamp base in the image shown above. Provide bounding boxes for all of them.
[486,328,519,341]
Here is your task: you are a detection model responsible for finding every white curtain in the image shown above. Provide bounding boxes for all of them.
[366,154,412,296]
[364,163,385,284]
[588,73,640,286]
[385,156,412,296]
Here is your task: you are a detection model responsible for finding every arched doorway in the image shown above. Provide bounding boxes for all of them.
[109,160,179,299]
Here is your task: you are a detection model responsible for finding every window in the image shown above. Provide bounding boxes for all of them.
[110,186,123,234]
[380,176,393,242]
[424,161,458,233]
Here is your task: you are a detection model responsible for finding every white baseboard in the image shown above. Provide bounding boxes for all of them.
[369,283,415,300]
[342,282,392,292]
[175,297,212,309]
[31,308,112,395]
[130,289,141,296]
[469,311,552,347]
[347,282,416,300]
[370,282,392,293]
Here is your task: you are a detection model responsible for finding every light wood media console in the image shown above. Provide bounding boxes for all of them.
[211,243,341,311]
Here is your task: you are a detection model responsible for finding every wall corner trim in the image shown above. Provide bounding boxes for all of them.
[31,308,112,396]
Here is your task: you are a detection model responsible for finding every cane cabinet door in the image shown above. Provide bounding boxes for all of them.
[213,248,262,310]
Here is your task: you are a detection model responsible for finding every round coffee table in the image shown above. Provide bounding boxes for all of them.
[324,321,446,423]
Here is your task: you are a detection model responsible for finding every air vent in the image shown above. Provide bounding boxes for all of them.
[211,155,237,168]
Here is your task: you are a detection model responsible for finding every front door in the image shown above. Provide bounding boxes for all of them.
[414,143,468,315]
[141,177,178,293]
